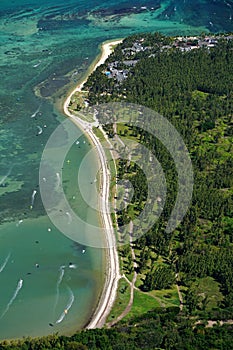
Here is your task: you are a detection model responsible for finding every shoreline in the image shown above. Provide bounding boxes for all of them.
[63,39,123,328]
[64,39,123,101]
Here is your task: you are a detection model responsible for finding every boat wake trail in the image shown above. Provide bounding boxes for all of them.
[55,172,61,191]
[0,279,23,319]
[30,190,37,208]
[66,211,72,224]
[37,126,43,135]
[30,105,41,118]
[0,252,11,273]
[53,266,65,316]
[57,266,65,288]
[55,286,74,324]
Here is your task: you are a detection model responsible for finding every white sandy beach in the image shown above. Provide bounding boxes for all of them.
[64,39,123,101]
[63,39,123,328]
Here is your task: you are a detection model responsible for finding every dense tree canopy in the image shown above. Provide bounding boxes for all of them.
[84,31,233,321]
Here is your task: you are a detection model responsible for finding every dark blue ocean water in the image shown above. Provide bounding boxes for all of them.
[0,0,232,340]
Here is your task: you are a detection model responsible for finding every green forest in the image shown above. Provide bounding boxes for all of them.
[1,308,233,349]
[84,31,233,316]
[2,32,233,349]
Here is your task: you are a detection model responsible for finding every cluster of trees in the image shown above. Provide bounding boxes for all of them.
[143,265,175,291]
[1,308,233,349]
[85,32,233,314]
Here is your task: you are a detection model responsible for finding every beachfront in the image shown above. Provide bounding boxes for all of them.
[63,39,123,328]
[64,40,123,98]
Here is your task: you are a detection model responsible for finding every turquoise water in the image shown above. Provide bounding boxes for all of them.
[0,218,103,339]
[0,0,232,340]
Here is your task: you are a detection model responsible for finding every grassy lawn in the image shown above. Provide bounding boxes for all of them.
[149,286,180,308]
[107,278,131,323]
[117,124,140,141]
[107,278,180,324]
[124,289,161,321]
[93,127,105,141]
